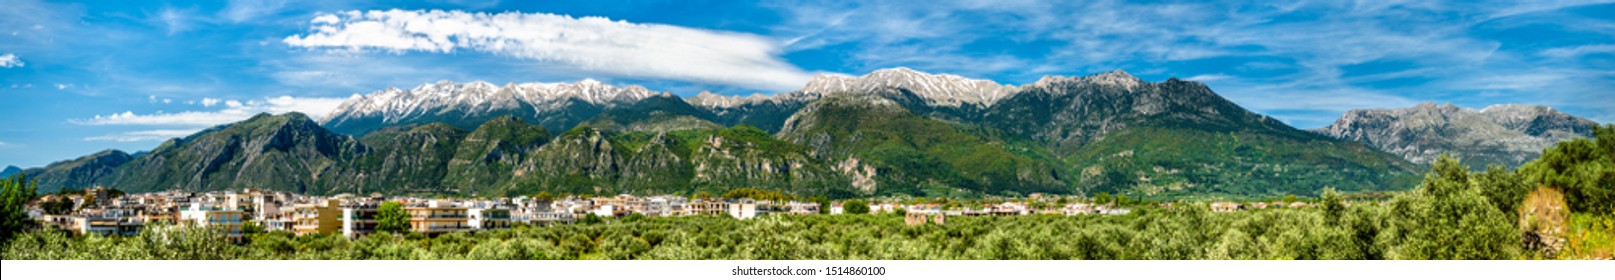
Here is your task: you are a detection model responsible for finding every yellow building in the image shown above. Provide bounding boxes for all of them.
[406,201,469,235]
[293,199,341,236]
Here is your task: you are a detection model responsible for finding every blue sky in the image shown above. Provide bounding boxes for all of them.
[2,0,1612,168]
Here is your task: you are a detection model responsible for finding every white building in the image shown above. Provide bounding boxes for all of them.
[341,204,378,238]
[468,208,511,230]
[728,203,759,219]
[178,202,245,241]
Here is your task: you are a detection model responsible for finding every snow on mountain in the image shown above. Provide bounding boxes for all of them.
[799,67,1016,107]
[324,79,662,123]
[688,67,1020,108]
[324,68,1158,131]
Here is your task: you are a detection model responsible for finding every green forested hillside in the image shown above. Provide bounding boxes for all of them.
[19,150,132,193]
[1066,126,1420,200]
[317,123,467,195]
[100,113,359,194]
[445,116,553,196]
[778,93,1065,197]
[507,125,852,198]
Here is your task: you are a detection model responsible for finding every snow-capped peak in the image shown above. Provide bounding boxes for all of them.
[799,67,1014,107]
[324,79,658,123]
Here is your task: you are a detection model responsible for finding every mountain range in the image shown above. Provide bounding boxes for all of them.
[14,67,1592,200]
[1312,102,1598,168]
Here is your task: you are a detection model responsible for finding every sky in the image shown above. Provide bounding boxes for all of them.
[2,0,1613,168]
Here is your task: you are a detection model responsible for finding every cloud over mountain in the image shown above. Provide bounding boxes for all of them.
[283,9,816,91]
[75,95,344,126]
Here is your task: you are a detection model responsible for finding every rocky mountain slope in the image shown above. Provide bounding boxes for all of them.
[101,113,360,194]
[1312,102,1598,168]
[19,150,133,193]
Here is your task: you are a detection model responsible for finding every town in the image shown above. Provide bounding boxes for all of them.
[29,186,1323,241]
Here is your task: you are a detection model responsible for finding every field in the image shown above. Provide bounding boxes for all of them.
[10,203,1607,260]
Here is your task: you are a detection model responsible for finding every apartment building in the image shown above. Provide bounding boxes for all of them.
[690,199,728,216]
[71,216,144,236]
[179,203,245,242]
[341,203,379,238]
[293,199,341,236]
[406,201,470,235]
[468,207,511,230]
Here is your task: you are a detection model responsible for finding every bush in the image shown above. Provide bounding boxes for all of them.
[844,200,870,215]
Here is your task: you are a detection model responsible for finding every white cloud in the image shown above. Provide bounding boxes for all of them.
[200,98,221,107]
[283,10,814,91]
[53,83,71,90]
[763,1,1615,127]
[83,129,201,142]
[154,7,198,35]
[1183,74,1233,82]
[220,0,289,23]
[71,95,348,126]
[0,53,21,68]
[1540,44,1615,58]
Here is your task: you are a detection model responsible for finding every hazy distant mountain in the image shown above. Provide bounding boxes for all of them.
[0,165,20,177]
[1312,102,1598,168]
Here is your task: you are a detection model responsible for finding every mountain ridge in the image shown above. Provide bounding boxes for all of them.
[27,67,1541,200]
[1311,102,1597,168]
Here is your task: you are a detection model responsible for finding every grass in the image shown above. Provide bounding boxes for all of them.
[1560,213,1615,259]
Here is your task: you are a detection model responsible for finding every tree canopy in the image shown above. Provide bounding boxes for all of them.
[2,174,38,245]
[1521,124,1615,214]
[843,200,870,215]
[375,201,411,234]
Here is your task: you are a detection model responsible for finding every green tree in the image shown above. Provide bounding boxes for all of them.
[1320,187,1345,222]
[578,214,603,225]
[1381,156,1518,259]
[242,220,266,235]
[843,200,869,215]
[40,197,73,215]
[1094,192,1112,205]
[79,191,98,210]
[811,196,830,214]
[375,201,411,234]
[534,191,555,202]
[2,174,38,245]
[1473,164,1530,215]
[1521,124,1615,214]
